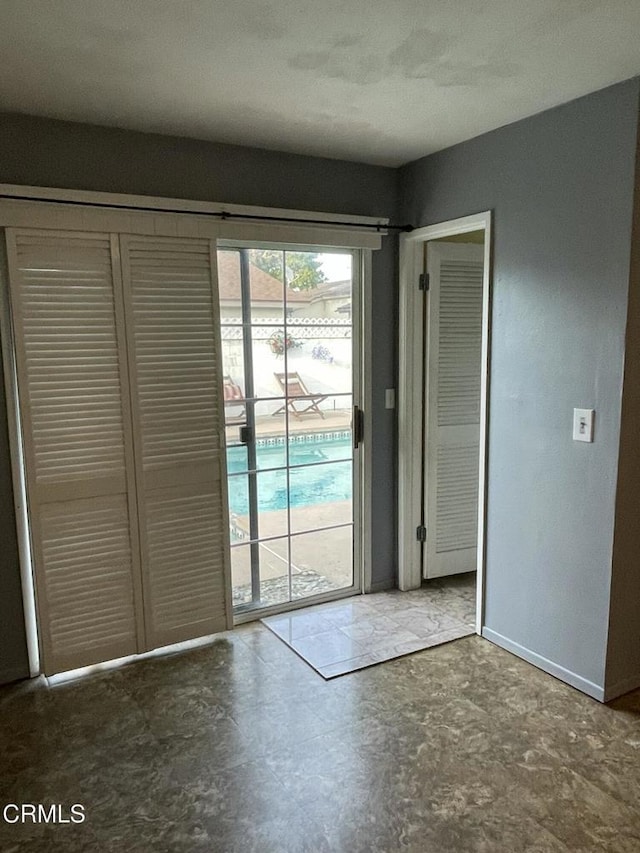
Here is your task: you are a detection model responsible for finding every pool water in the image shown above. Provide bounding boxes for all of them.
[226,438,352,514]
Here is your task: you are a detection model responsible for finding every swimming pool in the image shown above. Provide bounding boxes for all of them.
[226,436,352,514]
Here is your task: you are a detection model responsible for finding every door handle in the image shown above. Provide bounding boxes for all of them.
[353,406,364,449]
[239,425,252,445]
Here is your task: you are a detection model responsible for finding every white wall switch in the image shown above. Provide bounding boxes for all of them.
[573,408,595,442]
[385,388,396,409]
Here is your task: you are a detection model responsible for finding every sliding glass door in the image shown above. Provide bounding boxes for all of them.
[218,245,361,615]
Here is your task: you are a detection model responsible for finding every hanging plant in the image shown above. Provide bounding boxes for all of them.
[268,329,301,357]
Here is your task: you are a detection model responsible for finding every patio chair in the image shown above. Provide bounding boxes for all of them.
[272,372,327,419]
[223,375,246,424]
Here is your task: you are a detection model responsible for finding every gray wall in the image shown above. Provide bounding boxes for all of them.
[0,114,399,682]
[400,79,640,693]
[607,113,640,697]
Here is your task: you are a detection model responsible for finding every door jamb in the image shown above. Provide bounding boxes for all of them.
[397,211,492,635]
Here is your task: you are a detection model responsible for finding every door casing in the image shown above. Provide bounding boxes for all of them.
[397,212,492,635]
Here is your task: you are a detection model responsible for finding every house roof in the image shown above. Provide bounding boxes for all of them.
[217,251,310,304]
[309,280,351,303]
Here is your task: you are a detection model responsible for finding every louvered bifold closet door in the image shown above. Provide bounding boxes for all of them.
[423,242,484,579]
[120,235,230,648]
[6,229,144,674]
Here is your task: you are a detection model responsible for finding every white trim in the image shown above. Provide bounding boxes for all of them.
[397,211,492,637]
[0,236,40,677]
[218,240,355,254]
[0,184,387,250]
[482,627,606,702]
[397,228,424,590]
[0,183,387,227]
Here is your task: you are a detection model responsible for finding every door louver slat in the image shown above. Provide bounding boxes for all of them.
[437,259,484,428]
[435,445,479,552]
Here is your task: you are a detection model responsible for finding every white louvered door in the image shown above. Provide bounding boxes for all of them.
[7,227,231,674]
[120,236,230,649]
[423,242,484,579]
[6,229,145,674]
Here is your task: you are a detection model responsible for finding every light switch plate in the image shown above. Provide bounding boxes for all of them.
[385,388,396,409]
[573,408,595,442]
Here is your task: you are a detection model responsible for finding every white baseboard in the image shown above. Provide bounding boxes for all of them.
[604,672,640,702]
[482,627,605,702]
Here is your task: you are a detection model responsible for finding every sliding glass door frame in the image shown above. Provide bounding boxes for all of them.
[218,240,365,622]
[237,248,261,605]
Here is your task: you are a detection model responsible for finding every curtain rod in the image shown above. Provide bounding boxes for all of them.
[0,193,414,233]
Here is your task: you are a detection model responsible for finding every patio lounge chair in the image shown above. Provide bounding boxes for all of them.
[272,371,327,419]
[223,375,246,424]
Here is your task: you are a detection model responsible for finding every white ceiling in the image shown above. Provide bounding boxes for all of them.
[1,0,639,167]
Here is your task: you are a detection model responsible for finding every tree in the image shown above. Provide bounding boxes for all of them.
[249,249,326,291]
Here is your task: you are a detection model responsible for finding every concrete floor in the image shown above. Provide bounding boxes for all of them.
[230,505,353,601]
[2,623,640,851]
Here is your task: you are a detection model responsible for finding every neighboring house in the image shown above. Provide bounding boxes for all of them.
[291,279,351,319]
[217,252,349,321]
[217,251,311,320]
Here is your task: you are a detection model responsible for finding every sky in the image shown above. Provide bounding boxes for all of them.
[319,252,352,282]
